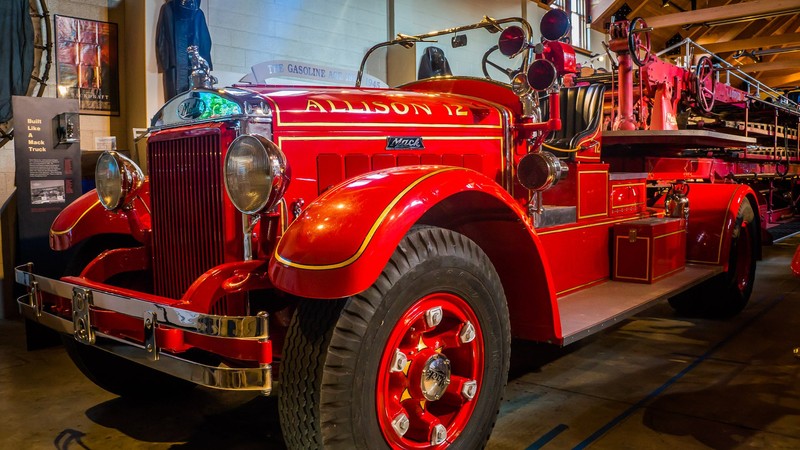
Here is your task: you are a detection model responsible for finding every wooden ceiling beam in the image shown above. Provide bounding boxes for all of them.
[758,72,800,88]
[687,0,736,42]
[707,19,768,46]
[763,16,800,62]
[644,0,800,29]
[735,59,800,73]
[701,33,800,53]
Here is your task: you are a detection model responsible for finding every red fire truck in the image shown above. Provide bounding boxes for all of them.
[15,9,800,449]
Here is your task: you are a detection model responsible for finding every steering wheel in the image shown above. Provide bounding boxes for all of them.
[627,17,651,67]
[482,45,518,81]
[694,55,716,113]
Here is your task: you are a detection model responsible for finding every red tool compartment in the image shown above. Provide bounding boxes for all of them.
[613,218,686,283]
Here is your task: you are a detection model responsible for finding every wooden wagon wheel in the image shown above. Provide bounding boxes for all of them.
[0,0,52,148]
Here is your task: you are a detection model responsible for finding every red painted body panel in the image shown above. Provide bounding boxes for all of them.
[685,183,758,267]
[272,166,535,293]
[250,86,503,130]
[543,41,577,76]
[49,189,144,250]
[81,246,150,281]
[538,219,616,296]
[402,78,524,116]
[609,178,647,217]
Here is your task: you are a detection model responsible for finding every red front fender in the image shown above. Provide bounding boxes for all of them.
[686,182,760,268]
[268,166,557,312]
[50,183,151,251]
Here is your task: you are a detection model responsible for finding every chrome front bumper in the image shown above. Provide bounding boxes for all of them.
[15,263,272,395]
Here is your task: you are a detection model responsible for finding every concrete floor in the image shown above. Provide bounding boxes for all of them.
[2,238,800,449]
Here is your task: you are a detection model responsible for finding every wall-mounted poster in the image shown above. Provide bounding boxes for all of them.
[54,15,119,116]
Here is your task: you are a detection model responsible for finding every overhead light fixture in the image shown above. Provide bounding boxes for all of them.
[662,0,669,7]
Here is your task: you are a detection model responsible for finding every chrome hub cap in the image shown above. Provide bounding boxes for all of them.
[420,353,451,401]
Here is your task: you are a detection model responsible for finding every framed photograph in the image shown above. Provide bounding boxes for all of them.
[54,15,119,116]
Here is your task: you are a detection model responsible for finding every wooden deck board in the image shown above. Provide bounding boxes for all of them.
[558,264,723,345]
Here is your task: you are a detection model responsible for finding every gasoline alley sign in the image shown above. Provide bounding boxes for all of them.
[242,60,387,88]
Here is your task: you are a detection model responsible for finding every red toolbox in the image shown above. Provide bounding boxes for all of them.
[613,218,686,283]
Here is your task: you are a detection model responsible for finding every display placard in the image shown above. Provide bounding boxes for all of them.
[12,96,82,279]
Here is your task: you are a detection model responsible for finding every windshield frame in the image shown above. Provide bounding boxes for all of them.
[355,16,534,88]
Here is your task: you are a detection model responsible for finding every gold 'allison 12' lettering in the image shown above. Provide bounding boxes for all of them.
[305,99,447,116]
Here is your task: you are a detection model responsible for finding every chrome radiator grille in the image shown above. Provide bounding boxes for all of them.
[148,131,227,300]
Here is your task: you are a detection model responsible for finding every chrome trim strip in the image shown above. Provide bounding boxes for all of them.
[15,264,268,339]
[499,106,514,192]
[98,332,272,394]
[17,298,271,393]
[149,87,273,131]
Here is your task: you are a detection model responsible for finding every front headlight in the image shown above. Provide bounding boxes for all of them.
[95,151,145,210]
[224,134,290,214]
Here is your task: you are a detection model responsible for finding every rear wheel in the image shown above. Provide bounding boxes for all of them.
[279,226,511,449]
[669,200,757,317]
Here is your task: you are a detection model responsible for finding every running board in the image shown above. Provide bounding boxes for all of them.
[558,264,723,345]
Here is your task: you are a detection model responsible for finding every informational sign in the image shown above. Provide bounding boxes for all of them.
[12,96,82,279]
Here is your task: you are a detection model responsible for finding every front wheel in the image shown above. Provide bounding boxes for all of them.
[669,200,757,317]
[279,226,511,449]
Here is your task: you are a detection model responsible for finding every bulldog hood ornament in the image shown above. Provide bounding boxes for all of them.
[188,45,217,89]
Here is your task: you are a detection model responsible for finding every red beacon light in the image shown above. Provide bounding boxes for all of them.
[539,9,576,76]
[499,9,579,140]
[497,9,576,89]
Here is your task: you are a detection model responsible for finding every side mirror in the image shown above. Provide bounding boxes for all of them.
[498,26,527,57]
[527,59,558,91]
[541,9,570,42]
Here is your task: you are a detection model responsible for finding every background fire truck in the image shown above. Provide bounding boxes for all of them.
[15,9,800,449]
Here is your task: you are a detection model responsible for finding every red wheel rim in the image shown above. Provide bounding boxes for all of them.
[376,293,484,449]
[733,224,753,293]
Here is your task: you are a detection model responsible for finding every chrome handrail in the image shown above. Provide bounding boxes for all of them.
[656,37,800,113]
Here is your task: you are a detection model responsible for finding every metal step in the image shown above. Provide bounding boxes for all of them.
[558,264,723,345]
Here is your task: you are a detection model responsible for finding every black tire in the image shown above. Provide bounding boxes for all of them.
[279,226,511,449]
[61,235,195,398]
[669,200,757,317]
